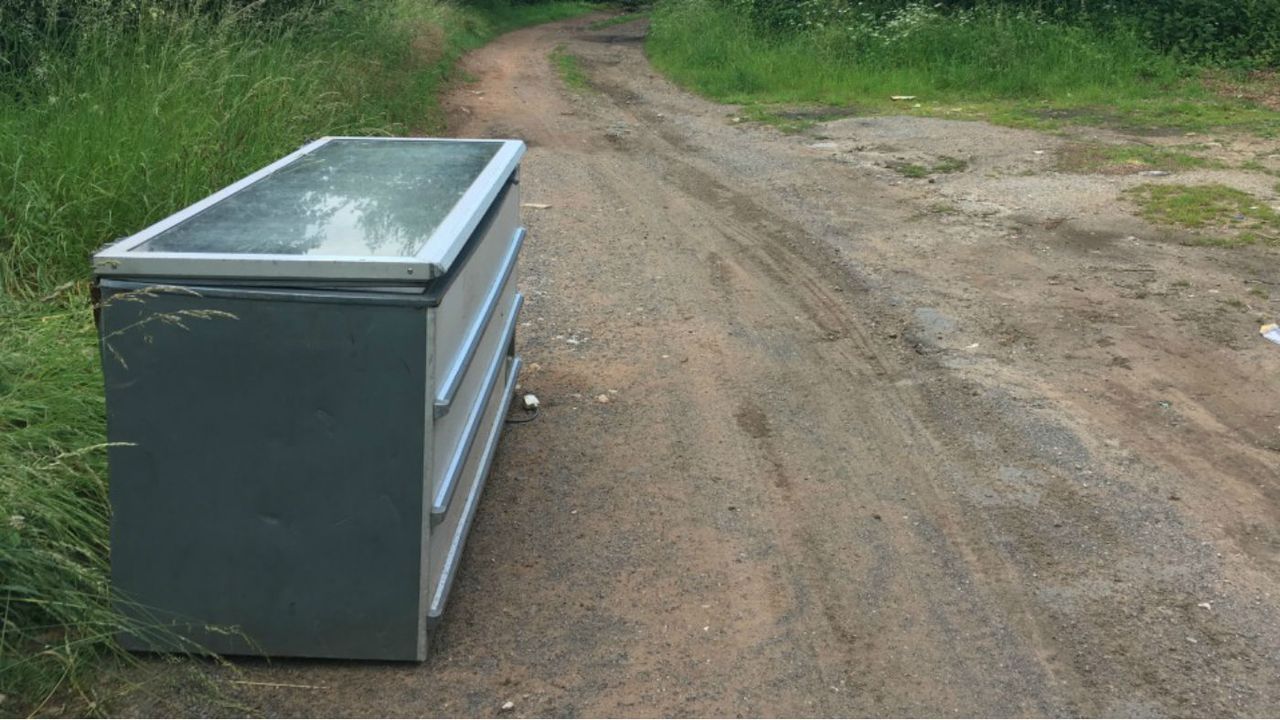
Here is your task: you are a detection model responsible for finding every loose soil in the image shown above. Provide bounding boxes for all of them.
[137,14,1280,717]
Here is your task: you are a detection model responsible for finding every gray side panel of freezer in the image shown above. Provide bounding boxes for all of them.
[100,286,427,660]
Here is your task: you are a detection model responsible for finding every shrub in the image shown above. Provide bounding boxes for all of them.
[708,0,1280,66]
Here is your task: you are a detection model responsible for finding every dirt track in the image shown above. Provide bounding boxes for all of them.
[171,14,1280,717]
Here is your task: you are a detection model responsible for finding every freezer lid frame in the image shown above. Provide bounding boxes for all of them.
[91,136,525,283]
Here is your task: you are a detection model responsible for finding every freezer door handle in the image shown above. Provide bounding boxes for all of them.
[434,227,525,419]
[432,291,524,521]
[428,354,522,620]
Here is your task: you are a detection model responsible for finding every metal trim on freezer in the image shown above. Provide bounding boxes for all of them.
[431,292,524,522]
[434,227,525,419]
[428,354,522,621]
[92,137,526,283]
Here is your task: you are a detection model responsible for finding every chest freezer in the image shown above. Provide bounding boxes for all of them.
[92,136,527,660]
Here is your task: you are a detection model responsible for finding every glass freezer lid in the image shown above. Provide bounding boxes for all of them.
[93,137,525,283]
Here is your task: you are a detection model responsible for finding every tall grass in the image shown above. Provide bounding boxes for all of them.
[0,0,592,297]
[648,0,1182,106]
[646,0,1280,133]
[0,0,593,711]
[714,0,1280,67]
[0,296,114,712]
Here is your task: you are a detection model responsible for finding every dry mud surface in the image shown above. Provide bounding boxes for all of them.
[152,14,1280,718]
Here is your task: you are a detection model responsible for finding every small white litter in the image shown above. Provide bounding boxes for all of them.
[1261,323,1280,345]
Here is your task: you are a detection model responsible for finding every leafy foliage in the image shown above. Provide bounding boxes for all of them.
[714,0,1280,66]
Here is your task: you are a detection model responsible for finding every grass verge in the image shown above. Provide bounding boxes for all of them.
[1,293,113,713]
[646,0,1280,136]
[0,0,595,712]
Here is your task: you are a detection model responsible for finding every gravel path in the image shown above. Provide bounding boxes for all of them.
[160,14,1280,717]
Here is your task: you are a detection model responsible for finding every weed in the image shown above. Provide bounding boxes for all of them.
[1126,184,1280,241]
[933,156,969,174]
[1058,143,1218,174]
[890,156,968,178]
[551,43,591,90]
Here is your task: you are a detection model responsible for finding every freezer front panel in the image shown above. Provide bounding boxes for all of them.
[100,282,431,660]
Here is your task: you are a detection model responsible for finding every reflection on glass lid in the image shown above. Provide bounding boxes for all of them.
[135,139,502,257]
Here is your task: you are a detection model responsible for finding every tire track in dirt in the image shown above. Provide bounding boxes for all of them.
[186,14,1280,718]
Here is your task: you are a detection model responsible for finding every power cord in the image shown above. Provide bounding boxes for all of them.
[506,406,540,424]
[506,392,541,424]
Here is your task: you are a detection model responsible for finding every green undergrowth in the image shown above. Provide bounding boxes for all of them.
[1126,183,1280,246]
[647,0,1280,136]
[1,293,113,712]
[0,0,595,712]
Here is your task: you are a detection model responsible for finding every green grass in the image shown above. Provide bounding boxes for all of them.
[1125,183,1280,245]
[480,0,598,34]
[0,0,595,297]
[889,156,969,178]
[0,0,595,712]
[552,43,591,90]
[1057,143,1221,174]
[1,294,114,711]
[646,0,1280,136]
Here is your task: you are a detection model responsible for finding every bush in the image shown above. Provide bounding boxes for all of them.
[710,0,1280,66]
[650,0,1181,104]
